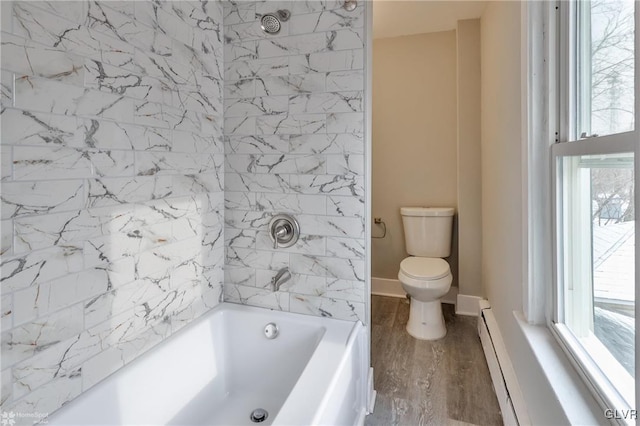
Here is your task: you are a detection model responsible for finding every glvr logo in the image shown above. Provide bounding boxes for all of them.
[604,409,638,420]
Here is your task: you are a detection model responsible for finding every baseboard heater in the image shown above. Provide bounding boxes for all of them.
[478,300,530,426]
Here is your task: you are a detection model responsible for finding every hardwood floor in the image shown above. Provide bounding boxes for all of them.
[365,295,503,426]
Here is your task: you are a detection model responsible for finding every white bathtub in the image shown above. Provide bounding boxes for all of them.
[47,302,368,426]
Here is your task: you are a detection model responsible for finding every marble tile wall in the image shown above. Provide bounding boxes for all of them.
[223,1,366,322]
[0,1,224,420]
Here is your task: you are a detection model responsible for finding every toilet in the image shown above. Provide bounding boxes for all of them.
[398,207,454,340]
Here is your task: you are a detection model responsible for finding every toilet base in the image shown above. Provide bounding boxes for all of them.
[406,299,446,340]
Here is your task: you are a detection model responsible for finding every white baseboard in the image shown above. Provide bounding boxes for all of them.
[371,277,458,305]
[456,294,483,316]
[371,277,405,298]
[479,300,530,426]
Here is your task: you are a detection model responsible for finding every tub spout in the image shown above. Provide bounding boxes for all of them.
[271,267,292,292]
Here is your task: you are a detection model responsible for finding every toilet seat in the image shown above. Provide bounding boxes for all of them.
[399,257,450,281]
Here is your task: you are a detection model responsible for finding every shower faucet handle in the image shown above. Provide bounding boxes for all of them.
[268,214,300,249]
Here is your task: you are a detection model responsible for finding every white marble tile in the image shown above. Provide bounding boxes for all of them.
[225,135,290,154]
[290,1,345,14]
[326,70,364,91]
[0,109,84,148]
[326,153,364,175]
[1,146,12,181]
[174,129,223,154]
[14,76,134,122]
[289,8,364,36]
[13,205,133,253]
[255,73,325,96]
[1,70,13,110]
[256,113,326,135]
[289,49,363,75]
[226,247,289,270]
[31,1,88,24]
[256,231,326,256]
[225,172,289,193]
[225,228,258,248]
[6,372,82,420]
[289,174,364,196]
[256,32,327,58]
[224,210,272,229]
[1,245,84,292]
[326,236,365,259]
[224,116,257,135]
[327,28,364,50]
[12,3,135,70]
[225,191,256,210]
[1,294,12,332]
[225,95,289,117]
[136,152,218,176]
[1,367,11,407]
[225,40,258,62]
[224,266,256,287]
[290,293,364,321]
[223,1,255,26]
[1,220,12,257]
[224,284,290,311]
[13,146,135,181]
[254,1,296,16]
[84,277,167,329]
[278,272,325,295]
[289,133,364,154]
[297,214,364,238]
[326,112,364,134]
[289,91,362,114]
[86,176,171,209]
[1,303,84,367]
[1,0,13,33]
[226,19,289,43]
[12,147,89,180]
[325,278,365,302]
[226,153,325,174]
[1,180,85,220]
[255,193,326,214]
[174,86,223,116]
[84,60,171,105]
[225,57,289,81]
[326,195,365,218]
[224,79,256,99]
[135,1,194,47]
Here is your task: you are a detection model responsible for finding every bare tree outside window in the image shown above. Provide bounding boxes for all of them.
[590,0,635,136]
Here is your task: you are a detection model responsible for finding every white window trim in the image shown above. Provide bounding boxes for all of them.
[524,0,639,423]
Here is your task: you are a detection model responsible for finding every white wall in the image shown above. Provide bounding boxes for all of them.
[372,31,458,284]
[456,19,483,297]
[480,2,570,424]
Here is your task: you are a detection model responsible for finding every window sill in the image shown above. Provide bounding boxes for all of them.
[513,311,607,425]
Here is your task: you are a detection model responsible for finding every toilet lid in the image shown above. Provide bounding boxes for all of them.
[400,257,450,280]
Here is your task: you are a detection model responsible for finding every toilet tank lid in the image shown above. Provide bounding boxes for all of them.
[400,207,455,217]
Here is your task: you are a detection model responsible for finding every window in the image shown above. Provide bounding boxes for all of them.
[551,0,638,419]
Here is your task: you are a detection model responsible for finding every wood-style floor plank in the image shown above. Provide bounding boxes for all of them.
[366,295,503,426]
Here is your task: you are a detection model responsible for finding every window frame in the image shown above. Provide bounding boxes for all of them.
[548,0,639,422]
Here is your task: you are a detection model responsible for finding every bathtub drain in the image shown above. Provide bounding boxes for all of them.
[250,408,268,423]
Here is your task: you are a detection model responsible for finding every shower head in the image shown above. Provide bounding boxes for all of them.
[260,9,291,35]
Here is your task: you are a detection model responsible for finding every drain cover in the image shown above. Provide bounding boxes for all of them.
[250,408,268,423]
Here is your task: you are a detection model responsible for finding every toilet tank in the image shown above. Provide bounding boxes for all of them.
[401,207,454,257]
